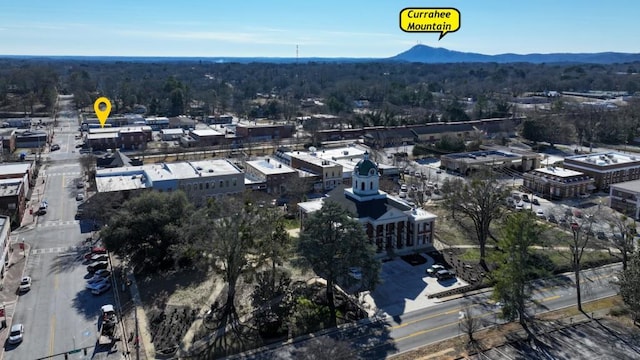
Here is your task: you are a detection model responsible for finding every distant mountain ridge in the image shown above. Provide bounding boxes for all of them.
[390,45,640,64]
[3,45,640,64]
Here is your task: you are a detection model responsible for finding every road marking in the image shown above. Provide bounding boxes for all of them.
[541,295,561,302]
[391,306,472,330]
[49,314,56,355]
[395,311,496,343]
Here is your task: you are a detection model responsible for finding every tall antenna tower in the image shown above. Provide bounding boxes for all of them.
[296,45,299,63]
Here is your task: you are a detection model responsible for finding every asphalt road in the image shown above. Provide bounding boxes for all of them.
[5,96,116,360]
[232,263,620,359]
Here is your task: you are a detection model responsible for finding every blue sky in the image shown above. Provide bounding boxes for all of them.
[0,0,637,57]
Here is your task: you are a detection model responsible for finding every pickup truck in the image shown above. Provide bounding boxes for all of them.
[98,304,118,345]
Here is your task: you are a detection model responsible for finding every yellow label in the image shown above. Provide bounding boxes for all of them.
[400,8,461,40]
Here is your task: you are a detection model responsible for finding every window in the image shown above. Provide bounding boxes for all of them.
[370,181,373,190]
[212,182,215,188]
[225,180,229,187]
[199,183,203,190]
[361,182,365,191]
[206,183,209,189]
[220,180,224,188]
[232,178,237,186]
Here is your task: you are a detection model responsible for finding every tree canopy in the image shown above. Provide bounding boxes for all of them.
[297,201,380,327]
[101,191,193,272]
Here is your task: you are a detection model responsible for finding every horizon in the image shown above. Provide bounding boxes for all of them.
[1,1,638,58]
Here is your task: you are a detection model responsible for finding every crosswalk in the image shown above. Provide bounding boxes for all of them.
[37,220,80,228]
[30,246,84,255]
[45,171,82,177]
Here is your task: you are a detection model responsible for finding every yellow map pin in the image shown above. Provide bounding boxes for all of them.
[93,97,112,128]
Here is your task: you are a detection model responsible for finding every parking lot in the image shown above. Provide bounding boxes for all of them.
[361,253,468,317]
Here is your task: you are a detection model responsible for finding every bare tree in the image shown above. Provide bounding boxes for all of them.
[564,209,599,312]
[78,154,97,183]
[441,172,508,269]
[459,305,481,344]
[606,213,637,271]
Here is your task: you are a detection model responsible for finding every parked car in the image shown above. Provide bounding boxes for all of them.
[86,277,110,289]
[91,282,111,295]
[348,267,363,280]
[436,269,456,281]
[426,264,446,276]
[8,324,24,344]
[87,254,108,263]
[90,247,107,254]
[535,209,545,218]
[521,194,530,203]
[35,208,47,216]
[76,182,85,189]
[18,276,31,292]
[87,261,109,273]
[76,193,85,201]
[547,214,558,224]
[597,232,607,240]
[50,144,60,151]
[93,269,111,278]
[532,198,540,206]
[515,202,524,211]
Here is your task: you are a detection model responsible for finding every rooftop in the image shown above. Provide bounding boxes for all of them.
[532,167,586,178]
[87,133,118,140]
[287,151,340,167]
[0,163,30,176]
[191,129,223,137]
[161,128,184,135]
[246,158,296,175]
[0,178,22,197]
[96,174,149,192]
[313,146,368,161]
[566,152,640,166]
[610,179,640,193]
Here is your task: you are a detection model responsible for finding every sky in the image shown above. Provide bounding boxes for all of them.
[0,0,638,58]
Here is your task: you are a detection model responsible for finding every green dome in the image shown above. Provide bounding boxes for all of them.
[355,152,378,176]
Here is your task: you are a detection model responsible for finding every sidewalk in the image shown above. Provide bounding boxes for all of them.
[19,164,49,231]
[0,241,30,358]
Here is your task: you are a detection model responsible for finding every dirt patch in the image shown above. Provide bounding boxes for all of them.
[148,305,197,354]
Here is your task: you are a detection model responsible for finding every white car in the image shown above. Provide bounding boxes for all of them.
[8,323,24,344]
[515,202,524,211]
[535,209,545,218]
[76,193,85,201]
[18,276,31,292]
[348,267,363,280]
[426,264,446,276]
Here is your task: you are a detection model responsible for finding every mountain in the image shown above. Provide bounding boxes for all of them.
[390,45,640,64]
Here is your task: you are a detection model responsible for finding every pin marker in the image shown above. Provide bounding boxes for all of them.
[93,97,112,128]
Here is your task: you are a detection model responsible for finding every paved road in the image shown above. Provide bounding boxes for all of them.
[5,95,117,360]
[230,263,620,359]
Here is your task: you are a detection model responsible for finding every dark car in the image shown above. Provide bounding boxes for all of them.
[50,144,60,151]
[436,269,456,281]
[532,198,540,206]
[87,261,109,273]
[547,214,557,223]
[35,208,47,216]
[597,232,608,240]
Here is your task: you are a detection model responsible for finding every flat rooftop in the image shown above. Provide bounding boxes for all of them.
[0,178,22,197]
[287,152,340,167]
[0,163,30,176]
[313,146,368,161]
[168,160,242,179]
[610,179,640,192]
[246,159,296,176]
[96,174,149,192]
[533,167,585,178]
[87,133,118,140]
[444,150,521,161]
[566,152,640,166]
[161,128,184,135]
[191,129,223,137]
